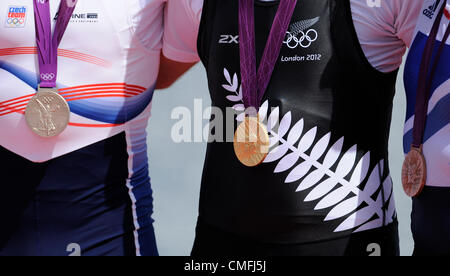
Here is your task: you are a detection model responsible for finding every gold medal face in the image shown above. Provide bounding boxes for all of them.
[25,89,70,138]
[233,116,270,167]
[402,147,427,197]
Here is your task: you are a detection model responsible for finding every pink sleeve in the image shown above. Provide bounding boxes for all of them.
[394,0,425,47]
[163,0,203,63]
[351,0,423,72]
[129,0,166,53]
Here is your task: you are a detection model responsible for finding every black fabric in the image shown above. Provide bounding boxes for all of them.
[192,218,400,256]
[196,0,399,249]
[412,186,450,256]
[0,133,138,256]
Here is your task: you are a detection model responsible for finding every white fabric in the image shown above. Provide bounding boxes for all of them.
[163,0,203,62]
[0,0,201,162]
[131,0,202,62]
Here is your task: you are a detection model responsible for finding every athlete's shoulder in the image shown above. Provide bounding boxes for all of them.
[162,0,203,63]
[414,0,449,36]
[166,0,203,24]
[350,0,422,34]
[350,0,422,18]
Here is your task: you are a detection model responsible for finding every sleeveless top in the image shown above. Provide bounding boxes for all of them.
[197,0,398,243]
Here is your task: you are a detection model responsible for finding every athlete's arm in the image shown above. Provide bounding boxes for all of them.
[156,53,197,90]
[156,0,203,90]
[351,0,423,72]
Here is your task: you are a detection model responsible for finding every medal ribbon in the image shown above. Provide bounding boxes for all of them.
[412,3,450,148]
[34,0,78,88]
[239,0,298,110]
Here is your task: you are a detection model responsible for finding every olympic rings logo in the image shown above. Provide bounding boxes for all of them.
[6,17,25,26]
[40,73,55,81]
[283,29,318,49]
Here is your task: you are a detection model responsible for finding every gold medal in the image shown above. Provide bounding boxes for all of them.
[25,87,70,138]
[233,116,270,167]
[401,146,427,197]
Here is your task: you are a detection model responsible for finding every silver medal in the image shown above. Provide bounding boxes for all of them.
[25,86,70,138]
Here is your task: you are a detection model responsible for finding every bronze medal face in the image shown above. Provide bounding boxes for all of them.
[233,116,270,167]
[402,147,427,197]
[25,89,70,138]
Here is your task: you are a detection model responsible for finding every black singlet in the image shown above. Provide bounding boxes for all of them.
[196,0,399,252]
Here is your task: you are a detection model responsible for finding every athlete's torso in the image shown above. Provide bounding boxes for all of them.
[0,0,162,256]
[198,0,398,244]
[404,0,450,188]
[0,0,158,162]
[0,133,157,256]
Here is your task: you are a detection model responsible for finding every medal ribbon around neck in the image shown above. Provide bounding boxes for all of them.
[34,0,77,88]
[234,0,297,167]
[238,0,298,110]
[25,0,78,138]
[402,3,450,197]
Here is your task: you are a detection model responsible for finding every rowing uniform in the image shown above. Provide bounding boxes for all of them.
[404,0,450,256]
[193,0,422,256]
[0,0,200,256]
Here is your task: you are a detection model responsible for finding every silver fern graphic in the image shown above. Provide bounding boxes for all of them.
[289,17,319,36]
[222,68,396,233]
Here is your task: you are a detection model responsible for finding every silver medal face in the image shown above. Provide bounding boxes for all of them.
[25,88,70,138]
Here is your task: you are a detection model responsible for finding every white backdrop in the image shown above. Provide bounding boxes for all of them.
[148,62,414,256]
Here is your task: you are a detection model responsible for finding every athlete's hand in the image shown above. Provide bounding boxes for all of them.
[156,53,197,90]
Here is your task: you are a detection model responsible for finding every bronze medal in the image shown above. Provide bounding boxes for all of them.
[402,146,427,197]
[25,87,70,138]
[234,116,270,167]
